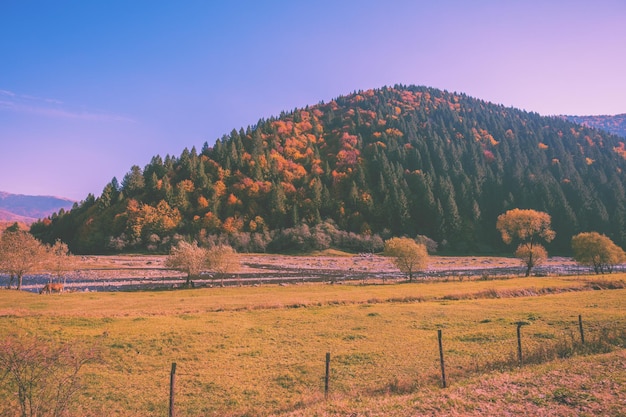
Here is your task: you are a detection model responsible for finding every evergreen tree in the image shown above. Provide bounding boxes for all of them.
[122,165,145,198]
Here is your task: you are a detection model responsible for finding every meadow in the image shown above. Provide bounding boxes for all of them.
[0,257,624,416]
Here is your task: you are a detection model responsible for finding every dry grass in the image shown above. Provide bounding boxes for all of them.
[284,349,626,416]
[4,273,620,318]
[0,261,624,416]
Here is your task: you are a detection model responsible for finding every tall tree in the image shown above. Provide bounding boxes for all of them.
[121,165,145,198]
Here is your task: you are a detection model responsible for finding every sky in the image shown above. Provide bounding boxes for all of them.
[1,0,625,201]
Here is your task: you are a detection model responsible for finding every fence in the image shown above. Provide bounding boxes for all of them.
[166,314,622,416]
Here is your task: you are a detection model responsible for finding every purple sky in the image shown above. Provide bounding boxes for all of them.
[1,0,625,201]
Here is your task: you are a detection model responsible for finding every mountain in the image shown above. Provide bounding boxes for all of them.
[31,85,626,255]
[0,192,75,224]
[563,114,626,138]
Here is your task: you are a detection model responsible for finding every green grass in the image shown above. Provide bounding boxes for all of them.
[0,273,624,416]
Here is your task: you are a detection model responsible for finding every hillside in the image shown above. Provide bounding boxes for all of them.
[564,114,626,138]
[0,208,32,223]
[31,85,626,254]
[0,191,74,224]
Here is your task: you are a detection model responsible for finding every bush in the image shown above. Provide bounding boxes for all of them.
[194,221,385,254]
[0,335,101,417]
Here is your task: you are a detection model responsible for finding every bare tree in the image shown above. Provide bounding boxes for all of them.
[0,230,46,290]
[165,240,208,287]
[206,245,239,287]
[0,335,101,417]
[44,239,76,285]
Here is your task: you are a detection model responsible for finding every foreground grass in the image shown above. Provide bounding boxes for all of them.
[287,349,626,416]
[0,274,624,416]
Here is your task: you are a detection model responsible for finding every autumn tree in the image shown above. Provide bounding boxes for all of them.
[0,230,46,290]
[0,334,101,417]
[383,237,428,282]
[165,241,207,287]
[206,244,239,287]
[514,243,548,276]
[496,209,556,276]
[571,232,626,274]
[44,239,76,285]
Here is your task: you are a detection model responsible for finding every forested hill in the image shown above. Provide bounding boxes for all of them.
[564,114,626,139]
[31,85,626,255]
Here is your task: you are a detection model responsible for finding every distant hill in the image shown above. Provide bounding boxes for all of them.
[31,85,626,255]
[0,192,74,224]
[0,208,33,223]
[564,114,626,138]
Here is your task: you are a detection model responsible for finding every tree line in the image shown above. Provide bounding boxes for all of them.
[3,208,626,292]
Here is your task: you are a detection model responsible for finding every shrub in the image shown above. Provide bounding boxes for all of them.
[0,335,101,417]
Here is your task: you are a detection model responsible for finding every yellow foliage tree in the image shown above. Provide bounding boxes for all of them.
[571,232,626,274]
[514,243,548,275]
[496,209,555,276]
[383,237,428,282]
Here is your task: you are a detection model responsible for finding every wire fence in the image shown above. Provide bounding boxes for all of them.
[164,314,625,416]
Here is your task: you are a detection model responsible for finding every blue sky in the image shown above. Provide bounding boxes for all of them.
[1,0,625,200]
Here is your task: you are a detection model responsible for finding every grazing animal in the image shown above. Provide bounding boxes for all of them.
[40,283,64,294]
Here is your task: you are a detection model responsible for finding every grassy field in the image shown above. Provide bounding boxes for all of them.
[0,267,624,416]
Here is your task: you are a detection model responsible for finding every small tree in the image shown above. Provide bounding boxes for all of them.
[0,335,101,417]
[571,232,626,274]
[514,243,548,275]
[496,209,555,276]
[165,241,207,287]
[383,237,429,282]
[206,245,239,287]
[0,230,46,290]
[415,234,438,254]
[45,239,76,285]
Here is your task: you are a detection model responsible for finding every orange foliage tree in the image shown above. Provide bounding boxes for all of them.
[496,209,555,276]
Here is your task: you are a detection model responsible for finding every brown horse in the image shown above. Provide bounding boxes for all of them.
[40,283,64,294]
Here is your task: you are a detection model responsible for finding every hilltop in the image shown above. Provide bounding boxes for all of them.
[31,85,626,254]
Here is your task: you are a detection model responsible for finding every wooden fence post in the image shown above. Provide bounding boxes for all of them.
[169,362,177,417]
[325,352,331,399]
[438,329,447,388]
[516,323,523,366]
[578,315,585,344]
